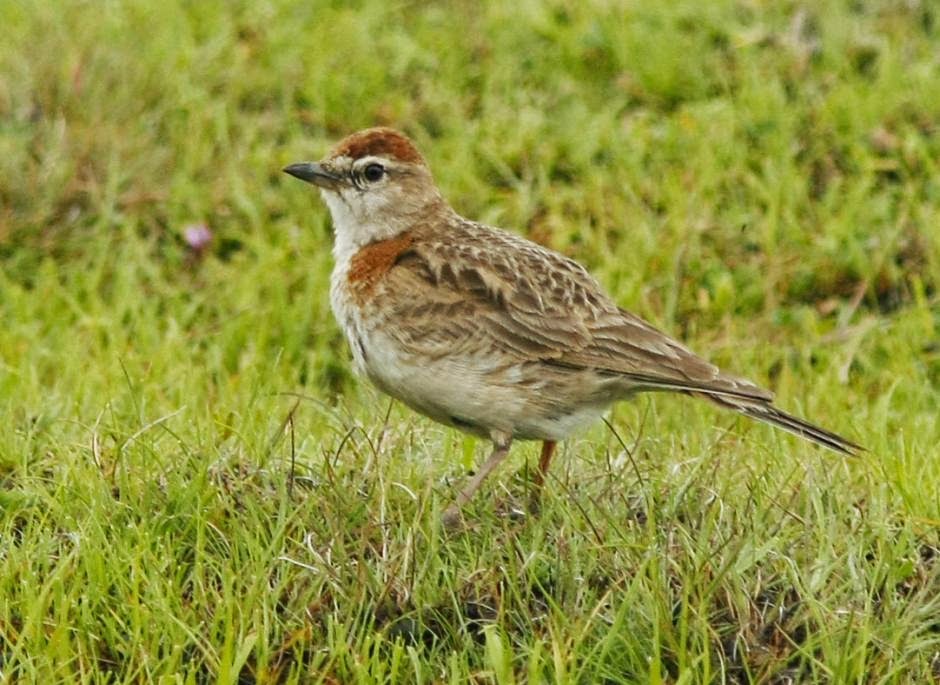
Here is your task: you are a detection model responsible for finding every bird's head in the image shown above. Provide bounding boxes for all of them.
[284,127,446,255]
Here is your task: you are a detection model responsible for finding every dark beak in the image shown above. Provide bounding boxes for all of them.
[282,162,343,189]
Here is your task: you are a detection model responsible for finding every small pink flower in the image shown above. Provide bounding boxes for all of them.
[183,223,213,253]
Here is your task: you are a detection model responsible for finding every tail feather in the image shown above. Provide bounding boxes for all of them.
[702,394,862,455]
[599,365,861,454]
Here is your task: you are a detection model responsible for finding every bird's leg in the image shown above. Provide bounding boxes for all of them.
[443,432,512,528]
[527,440,557,512]
[532,440,557,490]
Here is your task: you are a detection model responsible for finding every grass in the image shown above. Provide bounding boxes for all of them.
[1,0,939,681]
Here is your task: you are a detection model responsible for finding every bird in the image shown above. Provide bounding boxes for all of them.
[283,127,862,526]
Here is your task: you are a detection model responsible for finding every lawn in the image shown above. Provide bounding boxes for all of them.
[1,0,939,682]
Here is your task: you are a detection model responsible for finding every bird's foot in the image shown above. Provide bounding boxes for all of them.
[441,505,467,533]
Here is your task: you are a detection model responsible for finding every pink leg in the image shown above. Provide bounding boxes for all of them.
[442,433,513,529]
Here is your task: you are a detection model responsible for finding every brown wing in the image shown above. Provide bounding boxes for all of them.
[370,220,771,403]
[369,228,590,362]
[553,307,774,401]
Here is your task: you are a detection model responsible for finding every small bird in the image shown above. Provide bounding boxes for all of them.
[284,127,861,525]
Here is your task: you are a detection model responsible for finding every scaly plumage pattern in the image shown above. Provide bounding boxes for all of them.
[284,127,862,525]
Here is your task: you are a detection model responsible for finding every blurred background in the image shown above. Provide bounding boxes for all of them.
[1,0,939,681]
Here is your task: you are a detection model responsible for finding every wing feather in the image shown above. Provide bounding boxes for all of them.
[367,222,771,402]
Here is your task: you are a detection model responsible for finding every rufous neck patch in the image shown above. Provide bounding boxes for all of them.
[348,232,415,294]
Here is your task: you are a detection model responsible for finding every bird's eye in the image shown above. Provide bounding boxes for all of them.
[363,163,385,182]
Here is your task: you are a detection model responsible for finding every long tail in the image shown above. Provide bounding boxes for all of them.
[611,368,862,454]
[703,394,863,455]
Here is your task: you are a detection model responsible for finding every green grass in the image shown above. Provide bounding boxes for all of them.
[2,0,939,681]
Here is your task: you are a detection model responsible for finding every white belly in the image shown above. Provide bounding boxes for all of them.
[338,323,608,442]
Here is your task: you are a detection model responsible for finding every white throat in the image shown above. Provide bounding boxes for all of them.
[320,189,408,268]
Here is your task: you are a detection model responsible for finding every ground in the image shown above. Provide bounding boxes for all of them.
[1,0,939,682]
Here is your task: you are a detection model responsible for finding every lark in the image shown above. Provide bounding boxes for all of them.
[284,127,861,525]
